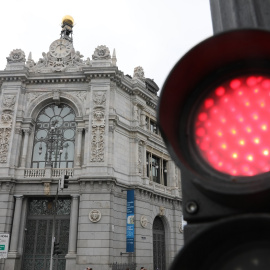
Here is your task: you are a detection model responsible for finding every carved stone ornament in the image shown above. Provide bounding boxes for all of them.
[91,92,106,163]
[92,45,111,60]
[159,206,165,217]
[93,93,106,107]
[27,92,44,105]
[1,111,12,123]
[6,49,26,63]
[69,91,87,103]
[133,66,145,81]
[0,112,12,129]
[2,95,16,110]
[94,110,105,121]
[26,39,91,73]
[89,209,101,223]
[0,128,11,163]
[91,126,105,162]
[92,110,105,126]
[140,215,148,228]
[44,182,51,195]
[0,95,14,162]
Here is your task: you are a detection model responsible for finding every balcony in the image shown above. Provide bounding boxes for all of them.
[24,168,74,178]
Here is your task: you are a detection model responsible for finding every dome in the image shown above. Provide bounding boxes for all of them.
[62,15,74,26]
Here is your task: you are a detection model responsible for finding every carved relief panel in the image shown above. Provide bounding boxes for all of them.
[91,92,106,162]
[0,94,16,163]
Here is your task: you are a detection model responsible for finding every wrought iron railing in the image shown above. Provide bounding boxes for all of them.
[111,262,137,270]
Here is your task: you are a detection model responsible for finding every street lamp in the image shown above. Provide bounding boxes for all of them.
[39,120,64,168]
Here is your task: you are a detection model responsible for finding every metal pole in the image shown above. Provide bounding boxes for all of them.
[210,0,270,34]
[49,182,59,270]
[49,128,53,167]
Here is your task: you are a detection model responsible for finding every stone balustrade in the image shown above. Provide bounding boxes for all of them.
[24,168,45,177]
[24,168,74,178]
[52,168,74,177]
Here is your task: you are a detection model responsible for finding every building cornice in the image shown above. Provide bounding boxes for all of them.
[0,66,158,108]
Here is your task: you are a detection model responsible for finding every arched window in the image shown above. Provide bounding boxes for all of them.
[31,103,76,168]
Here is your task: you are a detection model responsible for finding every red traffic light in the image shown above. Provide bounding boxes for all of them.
[158,29,270,202]
[158,28,270,270]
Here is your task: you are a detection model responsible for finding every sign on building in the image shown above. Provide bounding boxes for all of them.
[126,190,134,252]
[0,234,9,258]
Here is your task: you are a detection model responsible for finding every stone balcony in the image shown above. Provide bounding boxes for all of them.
[24,168,74,178]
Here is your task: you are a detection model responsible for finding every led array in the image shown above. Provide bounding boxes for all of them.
[194,75,270,176]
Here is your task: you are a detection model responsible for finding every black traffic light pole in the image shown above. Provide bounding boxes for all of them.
[49,174,69,270]
[49,182,60,270]
[210,0,270,33]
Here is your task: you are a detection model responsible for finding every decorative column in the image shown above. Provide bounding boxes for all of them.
[142,142,149,185]
[108,122,116,170]
[9,195,24,253]
[140,110,147,130]
[83,127,89,166]
[20,128,31,167]
[133,103,139,125]
[14,128,23,167]
[134,138,139,175]
[75,128,83,167]
[68,194,79,254]
[66,194,79,270]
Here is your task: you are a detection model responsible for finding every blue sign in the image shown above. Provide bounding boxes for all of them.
[126,190,134,252]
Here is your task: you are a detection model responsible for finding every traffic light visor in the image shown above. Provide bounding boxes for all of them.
[194,75,270,177]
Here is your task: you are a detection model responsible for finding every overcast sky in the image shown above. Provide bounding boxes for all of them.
[1,0,213,90]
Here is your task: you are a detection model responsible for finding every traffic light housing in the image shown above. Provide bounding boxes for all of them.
[158,29,270,269]
[53,242,61,255]
[60,174,69,189]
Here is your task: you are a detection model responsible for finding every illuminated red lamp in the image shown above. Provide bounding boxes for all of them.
[195,75,270,177]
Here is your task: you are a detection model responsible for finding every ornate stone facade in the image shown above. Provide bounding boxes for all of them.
[0,18,182,270]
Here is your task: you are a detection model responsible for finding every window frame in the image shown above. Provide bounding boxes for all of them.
[146,152,168,186]
[31,103,77,169]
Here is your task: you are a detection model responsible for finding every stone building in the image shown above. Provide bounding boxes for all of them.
[0,16,183,270]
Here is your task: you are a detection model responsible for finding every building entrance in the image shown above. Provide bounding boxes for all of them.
[22,197,71,270]
[153,216,166,270]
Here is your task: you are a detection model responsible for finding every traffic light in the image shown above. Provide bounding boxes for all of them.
[53,242,61,255]
[158,29,270,269]
[60,174,69,189]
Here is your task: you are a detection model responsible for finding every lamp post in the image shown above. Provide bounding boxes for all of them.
[38,119,64,270]
[39,120,63,168]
